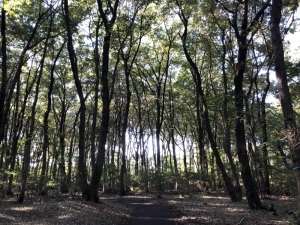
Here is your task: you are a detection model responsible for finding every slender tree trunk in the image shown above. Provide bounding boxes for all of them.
[39,41,64,195]
[177,6,241,201]
[234,38,262,208]
[90,33,111,201]
[270,0,300,198]
[220,29,242,198]
[67,111,79,186]
[7,81,21,195]
[117,14,143,194]
[0,8,7,143]
[119,69,131,196]
[255,68,271,194]
[17,44,46,203]
[58,93,68,193]
[63,0,90,200]
[90,0,119,202]
[131,75,148,191]
[260,88,271,194]
[168,81,178,177]
[90,19,101,170]
[214,0,270,208]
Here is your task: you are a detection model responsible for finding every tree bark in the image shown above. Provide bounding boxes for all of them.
[219,28,242,198]
[90,19,101,170]
[39,41,65,195]
[177,4,241,201]
[17,33,48,203]
[234,25,262,209]
[0,8,7,143]
[63,0,90,200]
[90,0,119,202]
[216,0,270,208]
[270,0,300,197]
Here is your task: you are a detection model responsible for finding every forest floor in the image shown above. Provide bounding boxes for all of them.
[0,191,299,225]
[0,194,133,225]
[163,191,300,225]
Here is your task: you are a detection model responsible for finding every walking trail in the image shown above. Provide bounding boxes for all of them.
[119,196,176,225]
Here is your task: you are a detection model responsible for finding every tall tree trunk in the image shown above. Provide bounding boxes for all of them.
[17,42,47,203]
[39,41,64,195]
[7,80,22,195]
[58,92,68,193]
[270,0,300,198]
[255,64,271,194]
[117,12,143,194]
[234,34,262,209]
[260,73,271,194]
[68,111,79,186]
[0,8,7,143]
[119,69,131,196]
[131,74,148,191]
[90,0,119,202]
[215,0,270,208]
[220,28,242,198]
[90,19,101,170]
[177,4,241,201]
[63,0,89,200]
[168,80,178,177]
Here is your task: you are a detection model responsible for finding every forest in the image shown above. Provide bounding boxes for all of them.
[0,0,300,214]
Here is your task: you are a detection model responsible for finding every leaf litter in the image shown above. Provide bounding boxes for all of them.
[162,192,299,225]
[0,192,299,225]
[0,195,133,225]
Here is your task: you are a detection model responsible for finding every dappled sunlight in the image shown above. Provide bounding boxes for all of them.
[223,207,246,213]
[0,197,133,225]
[57,214,72,219]
[167,193,293,225]
[201,194,229,200]
[10,206,34,212]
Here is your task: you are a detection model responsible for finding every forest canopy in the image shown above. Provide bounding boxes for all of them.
[0,0,299,208]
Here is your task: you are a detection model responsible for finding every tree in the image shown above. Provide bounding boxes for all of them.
[270,0,300,198]
[215,0,271,209]
[0,6,7,144]
[63,0,90,200]
[176,0,241,202]
[17,6,52,203]
[90,0,119,202]
[116,1,145,196]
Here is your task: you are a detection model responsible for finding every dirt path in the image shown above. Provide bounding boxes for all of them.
[119,197,176,225]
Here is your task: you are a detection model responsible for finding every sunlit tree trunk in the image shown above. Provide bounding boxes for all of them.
[270,0,300,198]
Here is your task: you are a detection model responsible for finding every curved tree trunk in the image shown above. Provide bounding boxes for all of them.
[90,0,119,202]
[63,0,90,200]
[215,0,270,208]
[270,0,300,198]
[177,4,241,201]
[39,40,65,195]
[17,31,48,203]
